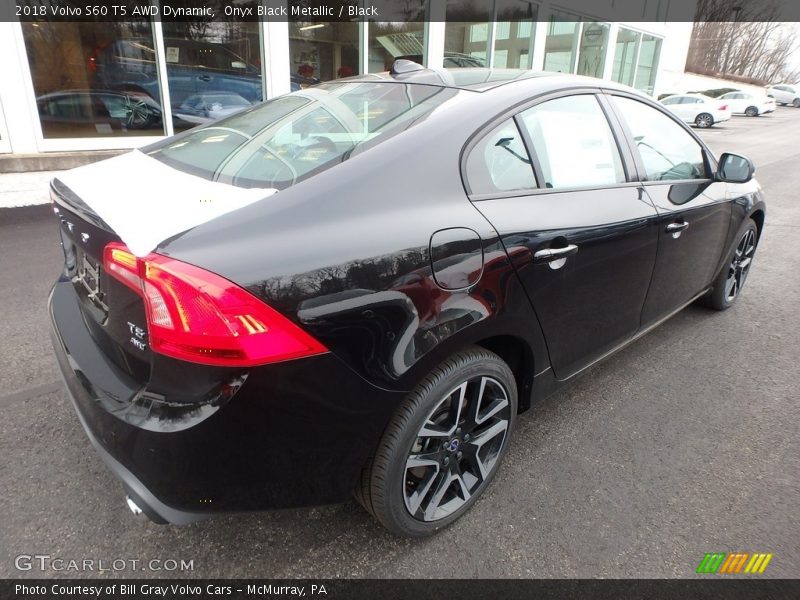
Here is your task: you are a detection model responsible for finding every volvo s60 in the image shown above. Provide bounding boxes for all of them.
[48,62,765,536]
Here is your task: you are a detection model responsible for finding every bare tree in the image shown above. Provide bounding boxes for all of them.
[687,0,800,84]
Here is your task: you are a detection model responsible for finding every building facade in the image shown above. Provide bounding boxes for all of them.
[0,1,694,162]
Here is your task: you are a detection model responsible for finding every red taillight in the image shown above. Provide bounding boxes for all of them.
[103,242,327,367]
[719,104,728,111]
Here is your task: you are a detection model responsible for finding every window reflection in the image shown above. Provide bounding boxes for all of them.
[444,1,492,68]
[368,1,427,72]
[162,20,262,132]
[368,22,426,71]
[576,22,609,78]
[612,27,640,87]
[635,35,662,95]
[21,21,165,138]
[493,0,538,69]
[544,13,579,73]
[289,21,360,85]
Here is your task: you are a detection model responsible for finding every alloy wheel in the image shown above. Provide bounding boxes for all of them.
[403,376,511,522]
[696,114,713,128]
[725,228,756,302]
[123,96,152,129]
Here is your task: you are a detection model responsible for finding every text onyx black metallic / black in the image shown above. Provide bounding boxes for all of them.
[48,64,766,536]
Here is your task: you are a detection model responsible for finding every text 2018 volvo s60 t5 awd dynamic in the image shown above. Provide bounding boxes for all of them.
[49,63,765,537]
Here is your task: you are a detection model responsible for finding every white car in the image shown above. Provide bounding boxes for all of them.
[659,94,732,128]
[766,83,800,107]
[718,91,776,116]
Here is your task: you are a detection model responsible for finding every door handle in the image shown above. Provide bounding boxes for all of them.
[197,75,212,82]
[665,221,690,233]
[533,244,579,263]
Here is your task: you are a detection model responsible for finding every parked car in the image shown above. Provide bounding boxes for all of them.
[659,93,732,128]
[36,89,162,136]
[718,91,775,116]
[173,92,252,125]
[92,38,303,111]
[766,83,800,107]
[48,64,765,537]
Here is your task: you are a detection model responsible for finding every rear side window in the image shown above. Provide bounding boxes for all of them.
[465,119,536,195]
[518,95,626,189]
[611,96,708,182]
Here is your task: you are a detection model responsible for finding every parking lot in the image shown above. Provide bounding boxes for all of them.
[1,107,798,579]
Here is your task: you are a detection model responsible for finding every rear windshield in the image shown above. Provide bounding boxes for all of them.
[145,82,459,190]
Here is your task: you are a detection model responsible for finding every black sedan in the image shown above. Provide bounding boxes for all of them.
[48,63,765,537]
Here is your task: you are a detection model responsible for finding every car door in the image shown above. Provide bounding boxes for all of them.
[722,93,744,114]
[774,85,791,103]
[661,96,688,121]
[607,94,732,327]
[467,92,660,380]
[163,40,197,108]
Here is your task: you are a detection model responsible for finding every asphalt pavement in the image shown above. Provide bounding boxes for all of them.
[0,108,798,579]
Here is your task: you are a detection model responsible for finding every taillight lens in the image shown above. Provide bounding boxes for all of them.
[719,104,728,111]
[103,242,327,366]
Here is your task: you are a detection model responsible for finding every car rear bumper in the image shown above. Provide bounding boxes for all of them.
[49,279,404,523]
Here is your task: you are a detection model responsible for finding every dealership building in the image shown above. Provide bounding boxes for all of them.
[0,1,695,168]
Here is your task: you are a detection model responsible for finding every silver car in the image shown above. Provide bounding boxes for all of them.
[766,83,800,107]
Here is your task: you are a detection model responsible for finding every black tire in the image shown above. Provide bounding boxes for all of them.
[695,113,714,128]
[698,220,758,311]
[355,346,518,537]
[745,106,759,117]
[793,98,800,108]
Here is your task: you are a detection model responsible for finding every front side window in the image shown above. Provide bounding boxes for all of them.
[465,119,536,195]
[612,96,707,182]
[518,95,626,189]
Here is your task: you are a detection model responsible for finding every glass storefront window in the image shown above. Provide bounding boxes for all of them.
[444,1,492,67]
[493,0,537,69]
[368,22,426,71]
[544,13,579,73]
[289,22,360,85]
[612,27,640,87]
[162,20,262,132]
[21,21,165,138]
[576,22,609,78]
[368,1,426,72]
[634,34,662,95]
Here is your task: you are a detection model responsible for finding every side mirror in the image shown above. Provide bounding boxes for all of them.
[717,152,754,183]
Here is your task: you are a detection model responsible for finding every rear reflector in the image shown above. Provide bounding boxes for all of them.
[103,242,327,367]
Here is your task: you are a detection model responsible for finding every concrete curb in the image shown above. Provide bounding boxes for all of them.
[0,171,60,208]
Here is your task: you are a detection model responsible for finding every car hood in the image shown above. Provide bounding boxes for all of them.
[55,150,277,256]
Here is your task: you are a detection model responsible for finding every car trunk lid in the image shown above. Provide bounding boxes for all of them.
[50,151,276,379]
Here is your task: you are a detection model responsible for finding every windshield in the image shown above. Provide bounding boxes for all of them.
[145,82,459,190]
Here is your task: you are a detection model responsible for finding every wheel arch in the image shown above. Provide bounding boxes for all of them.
[750,208,765,242]
[474,334,535,413]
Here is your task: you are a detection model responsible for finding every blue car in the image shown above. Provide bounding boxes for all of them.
[93,38,308,114]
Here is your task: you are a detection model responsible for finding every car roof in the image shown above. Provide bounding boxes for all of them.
[333,67,639,94]
[666,93,713,100]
